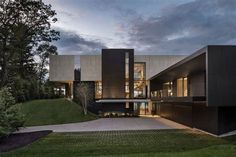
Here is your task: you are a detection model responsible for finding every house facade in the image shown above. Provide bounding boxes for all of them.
[49,46,236,135]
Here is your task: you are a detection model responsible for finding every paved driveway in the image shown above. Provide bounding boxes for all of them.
[17,117,187,133]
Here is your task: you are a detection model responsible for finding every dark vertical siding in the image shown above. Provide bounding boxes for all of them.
[159,103,193,127]
[102,49,125,98]
[129,51,134,98]
[207,46,236,106]
[102,49,134,99]
[192,103,218,135]
[218,107,236,134]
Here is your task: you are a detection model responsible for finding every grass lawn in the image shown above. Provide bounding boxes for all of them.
[18,99,97,126]
[1,129,236,157]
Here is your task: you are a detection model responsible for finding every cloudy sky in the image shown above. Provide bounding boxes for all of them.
[44,0,236,55]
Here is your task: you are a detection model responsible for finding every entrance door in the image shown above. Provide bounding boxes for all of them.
[134,102,152,115]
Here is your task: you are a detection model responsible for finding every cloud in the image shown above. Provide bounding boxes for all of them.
[54,28,107,55]
[128,0,236,54]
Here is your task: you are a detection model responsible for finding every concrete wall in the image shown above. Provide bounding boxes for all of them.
[49,55,75,82]
[80,55,101,81]
[50,54,186,82]
[134,55,186,80]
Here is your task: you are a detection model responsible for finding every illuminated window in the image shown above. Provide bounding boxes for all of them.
[125,52,129,98]
[125,52,129,80]
[134,63,145,80]
[183,78,188,96]
[177,77,188,97]
[151,90,163,99]
[163,82,173,97]
[134,63,146,98]
[95,81,102,99]
[125,82,130,98]
[125,102,129,108]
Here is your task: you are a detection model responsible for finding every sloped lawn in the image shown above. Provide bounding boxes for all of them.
[19,99,97,126]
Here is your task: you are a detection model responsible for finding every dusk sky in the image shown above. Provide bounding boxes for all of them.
[44,0,236,55]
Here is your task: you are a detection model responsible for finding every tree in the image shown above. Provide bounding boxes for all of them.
[0,87,24,137]
[36,43,58,84]
[0,0,59,101]
[76,83,93,115]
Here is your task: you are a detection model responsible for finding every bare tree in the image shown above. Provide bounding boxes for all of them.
[76,82,92,115]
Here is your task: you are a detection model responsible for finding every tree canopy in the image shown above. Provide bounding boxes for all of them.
[0,0,60,101]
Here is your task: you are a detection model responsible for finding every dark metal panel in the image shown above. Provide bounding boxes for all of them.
[207,46,236,106]
[159,102,193,127]
[159,102,219,135]
[102,49,134,99]
[218,107,236,134]
[100,103,126,112]
[129,50,134,98]
[192,103,218,135]
[102,49,125,98]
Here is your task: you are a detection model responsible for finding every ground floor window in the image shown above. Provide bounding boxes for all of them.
[95,81,102,99]
[134,102,154,115]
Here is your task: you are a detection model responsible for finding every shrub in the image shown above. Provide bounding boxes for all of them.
[0,87,25,138]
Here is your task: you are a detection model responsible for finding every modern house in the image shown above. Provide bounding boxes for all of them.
[49,45,236,135]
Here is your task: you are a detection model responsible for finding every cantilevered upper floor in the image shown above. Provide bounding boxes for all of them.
[49,50,186,82]
[150,45,236,107]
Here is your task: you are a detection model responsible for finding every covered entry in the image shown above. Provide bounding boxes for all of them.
[134,102,158,115]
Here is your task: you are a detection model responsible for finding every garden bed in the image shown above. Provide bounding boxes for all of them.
[0,130,52,152]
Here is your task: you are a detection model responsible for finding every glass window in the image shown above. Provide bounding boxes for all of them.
[177,77,188,97]
[125,82,129,98]
[134,81,146,98]
[163,82,173,97]
[151,90,163,99]
[183,77,188,96]
[125,52,130,98]
[125,52,129,80]
[125,102,129,108]
[134,63,146,98]
[134,63,145,80]
[95,81,102,99]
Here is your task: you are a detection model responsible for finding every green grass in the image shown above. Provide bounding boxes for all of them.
[18,99,97,126]
[2,129,236,157]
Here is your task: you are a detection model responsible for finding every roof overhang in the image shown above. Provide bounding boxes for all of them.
[150,46,207,83]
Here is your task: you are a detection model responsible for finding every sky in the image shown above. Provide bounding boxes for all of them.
[43,0,236,55]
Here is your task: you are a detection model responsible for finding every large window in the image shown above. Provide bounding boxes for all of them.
[134,63,146,98]
[95,81,102,99]
[177,77,188,97]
